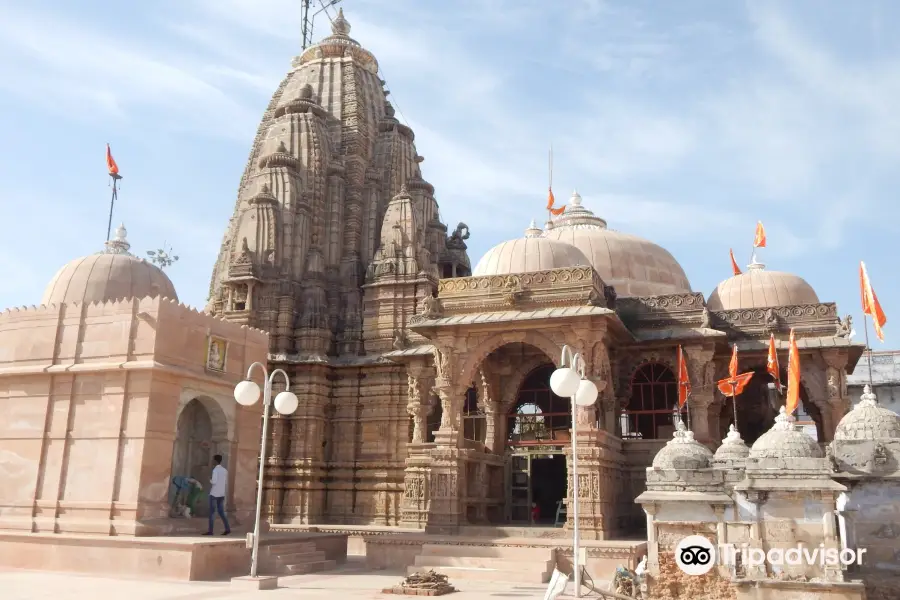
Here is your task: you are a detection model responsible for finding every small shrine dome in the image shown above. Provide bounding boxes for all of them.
[542,191,692,296]
[749,406,823,460]
[707,261,818,311]
[472,221,590,277]
[834,385,900,441]
[713,424,751,462]
[41,224,178,306]
[651,419,714,470]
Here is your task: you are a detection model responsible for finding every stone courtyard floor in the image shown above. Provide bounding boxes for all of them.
[0,558,574,600]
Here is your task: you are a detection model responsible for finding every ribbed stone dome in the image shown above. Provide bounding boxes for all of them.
[542,191,691,296]
[749,406,823,460]
[713,425,750,462]
[472,223,590,276]
[834,385,900,441]
[41,225,177,306]
[651,419,714,470]
[707,262,818,311]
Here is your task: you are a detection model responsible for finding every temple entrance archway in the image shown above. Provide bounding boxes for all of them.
[170,396,230,517]
[505,364,569,526]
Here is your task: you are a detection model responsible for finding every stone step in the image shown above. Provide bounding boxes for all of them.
[419,543,553,560]
[407,564,552,584]
[264,551,327,566]
[414,555,554,571]
[259,542,318,556]
[281,560,337,575]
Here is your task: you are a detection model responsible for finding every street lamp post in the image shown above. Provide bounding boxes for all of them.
[233,362,300,579]
[549,345,599,599]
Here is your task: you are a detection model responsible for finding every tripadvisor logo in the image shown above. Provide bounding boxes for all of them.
[674,535,867,576]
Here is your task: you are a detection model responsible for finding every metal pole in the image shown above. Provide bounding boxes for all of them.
[571,353,582,598]
[863,313,875,388]
[731,381,738,431]
[106,175,120,241]
[249,365,272,579]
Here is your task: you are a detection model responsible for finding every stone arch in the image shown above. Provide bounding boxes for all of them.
[170,392,234,517]
[458,330,562,389]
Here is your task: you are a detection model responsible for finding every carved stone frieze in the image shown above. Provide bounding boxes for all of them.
[712,303,839,331]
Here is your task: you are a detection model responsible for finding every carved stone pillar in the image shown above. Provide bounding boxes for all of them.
[686,346,716,444]
[406,371,434,444]
[644,503,660,575]
[563,427,623,540]
[822,349,851,442]
[434,383,465,446]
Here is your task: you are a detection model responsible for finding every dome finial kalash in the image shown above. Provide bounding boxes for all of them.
[524,219,542,238]
[104,223,132,255]
[331,7,350,36]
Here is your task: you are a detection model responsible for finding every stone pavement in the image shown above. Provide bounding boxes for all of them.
[0,559,558,600]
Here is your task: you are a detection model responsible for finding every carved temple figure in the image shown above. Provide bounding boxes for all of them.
[764,308,779,329]
[418,294,442,319]
[447,223,470,248]
[835,314,852,338]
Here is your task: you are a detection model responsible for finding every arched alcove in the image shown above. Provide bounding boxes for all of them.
[169,395,231,517]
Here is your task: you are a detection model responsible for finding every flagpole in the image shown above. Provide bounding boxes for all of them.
[106,172,122,241]
[862,313,875,388]
[548,144,553,223]
[730,381,739,432]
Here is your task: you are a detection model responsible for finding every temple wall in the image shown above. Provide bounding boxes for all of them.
[0,297,268,535]
[842,479,900,573]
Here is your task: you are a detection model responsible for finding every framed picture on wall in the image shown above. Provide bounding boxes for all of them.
[206,336,228,372]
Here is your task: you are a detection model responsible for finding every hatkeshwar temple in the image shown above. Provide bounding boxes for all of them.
[1,8,899,599]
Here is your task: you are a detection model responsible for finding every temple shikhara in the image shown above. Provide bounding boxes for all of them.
[1,9,899,599]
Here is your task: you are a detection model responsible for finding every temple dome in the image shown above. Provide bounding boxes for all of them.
[834,385,900,441]
[472,222,590,276]
[542,191,691,296]
[713,425,750,462]
[749,406,823,460]
[707,261,818,311]
[42,225,177,306]
[651,419,714,470]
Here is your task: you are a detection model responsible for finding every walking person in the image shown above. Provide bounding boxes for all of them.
[204,454,231,535]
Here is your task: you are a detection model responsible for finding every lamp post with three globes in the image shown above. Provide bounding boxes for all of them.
[233,362,300,579]
[549,345,599,599]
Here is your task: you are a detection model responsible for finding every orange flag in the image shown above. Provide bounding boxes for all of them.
[718,372,753,397]
[106,143,119,176]
[677,346,691,408]
[718,344,754,396]
[729,248,742,276]
[546,187,565,216]
[860,261,887,342]
[784,328,801,415]
[753,221,766,248]
[728,344,738,379]
[766,333,782,393]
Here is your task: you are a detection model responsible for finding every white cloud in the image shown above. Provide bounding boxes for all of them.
[0,6,259,140]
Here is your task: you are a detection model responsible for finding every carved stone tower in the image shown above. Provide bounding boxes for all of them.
[206,10,469,524]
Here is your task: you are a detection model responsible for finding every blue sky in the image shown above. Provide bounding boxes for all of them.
[0,0,897,348]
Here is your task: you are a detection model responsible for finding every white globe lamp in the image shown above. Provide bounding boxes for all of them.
[273,391,299,415]
[234,380,261,406]
[575,379,599,407]
[550,367,581,397]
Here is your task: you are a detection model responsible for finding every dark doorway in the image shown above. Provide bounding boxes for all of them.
[530,453,567,525]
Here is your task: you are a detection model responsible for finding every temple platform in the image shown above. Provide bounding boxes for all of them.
[0,529,348,581]
[269,524,646,583]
